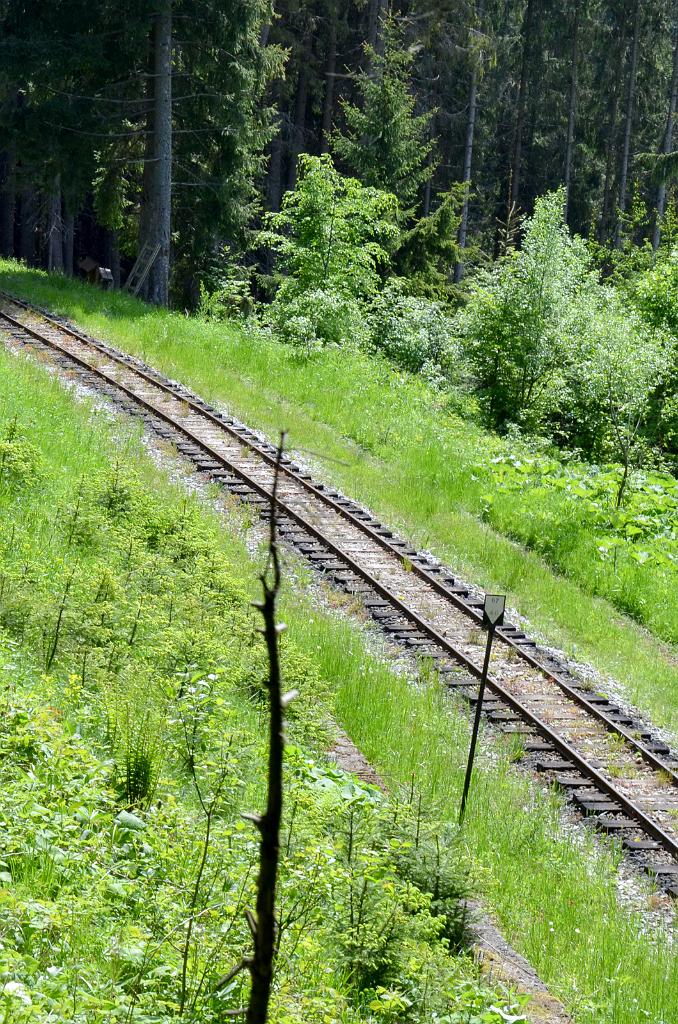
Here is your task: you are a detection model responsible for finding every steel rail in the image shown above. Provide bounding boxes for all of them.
[2,290,676,784]
[1,299,677,860]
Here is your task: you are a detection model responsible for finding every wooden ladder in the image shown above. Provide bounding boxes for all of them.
[124,242,161,296]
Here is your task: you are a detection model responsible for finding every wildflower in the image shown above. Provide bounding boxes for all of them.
[2,981,32,1005]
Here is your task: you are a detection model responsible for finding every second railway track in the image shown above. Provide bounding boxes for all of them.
[2,289,678,896]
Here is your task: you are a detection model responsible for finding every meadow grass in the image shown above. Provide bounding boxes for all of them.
[2,351,512,1022]
[1,342,676,1024]
[299,610,678,1024]
[2,261,676,740]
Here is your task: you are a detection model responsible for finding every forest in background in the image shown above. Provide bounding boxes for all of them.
[2,1,678,502]
[1,0,678,302]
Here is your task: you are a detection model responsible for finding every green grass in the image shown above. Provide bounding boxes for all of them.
[2,261,676,741]
[1,348,523,1024]
[327,631,678,1024]
[1,330,677,1024]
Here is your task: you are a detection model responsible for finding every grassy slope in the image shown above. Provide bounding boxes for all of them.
[1,349,521,1023]
[1,336,676,1024]
[1,262,676,740]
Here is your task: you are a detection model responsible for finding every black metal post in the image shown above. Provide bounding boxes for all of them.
[459,624,495,824]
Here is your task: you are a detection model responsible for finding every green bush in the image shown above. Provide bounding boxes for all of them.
[268,286,370,354]
[630,249,678,459]
[632,247,678,334]
[259,153,399,301]
[454,189,591,433]
[455,190,672,476]
[367,282,459,376]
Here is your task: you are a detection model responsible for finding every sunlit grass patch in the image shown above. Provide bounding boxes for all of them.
[1,260,676,741]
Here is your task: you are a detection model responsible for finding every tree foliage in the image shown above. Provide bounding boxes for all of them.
[455,189,673,475]
[455,190,591,431]
[259,153,399,298]
[331,16,436,214]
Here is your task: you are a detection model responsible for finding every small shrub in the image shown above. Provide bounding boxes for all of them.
[107,682,164,806]
[0,419,41,490]
[197,274,255,322]
[268,286,370,355]
[367,281,458,375]
[122,716,161,805]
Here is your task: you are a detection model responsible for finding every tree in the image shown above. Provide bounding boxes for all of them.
[257,153,399,350]
[454,2,488,282]
[259,153,399,298]
[509,0,540,210]
[397,186,465,299]
[0,0,278,304]
[586,304,669,504]
[653,7,678,249]
[139,0,172,307]
[564,0,584,223]
[213,435,294,1023]
[3,0,678,301]
[455,189,591,431]
[332,15,435,215]
[614,0,642,248]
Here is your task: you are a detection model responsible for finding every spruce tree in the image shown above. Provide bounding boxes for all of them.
[331,16,435,215]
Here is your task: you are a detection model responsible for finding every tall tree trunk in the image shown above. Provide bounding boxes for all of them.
[653,17,678,250]
[287,45,310,191]
[367,0,385,55]
[510,0,538,208]
[18,188,37,265]
[139,41,156,298]
[564,0,583,223]
[266,83,284,212]
[63,210,74,276]
[599,102,620,241]
[455,20,479,284]
[614,0,641,248]
[598,20,626,243]
[364,0,385,76]
[140,1,172,306]
[0,148,15,258]
[320,7,338,153]
[47,176,64,273]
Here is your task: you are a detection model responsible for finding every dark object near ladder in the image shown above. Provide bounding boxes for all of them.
[124,242,161,296]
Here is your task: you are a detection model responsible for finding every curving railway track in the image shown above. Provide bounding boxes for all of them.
[1,290,678,897]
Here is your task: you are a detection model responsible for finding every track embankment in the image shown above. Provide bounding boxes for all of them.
[1,290,677,897]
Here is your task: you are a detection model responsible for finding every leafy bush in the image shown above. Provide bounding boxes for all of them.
[259,153,399,300]
[454,189,591,432]
[268,286,370,355]
[367,282,458,376]
[455,190,672,477]
[632,247,678,335]
[630,249,678,459]
[552,293,670,491]
[258,154,401,352]
[197,274,255,322]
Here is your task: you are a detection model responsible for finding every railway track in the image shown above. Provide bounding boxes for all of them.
[2,290,678,897]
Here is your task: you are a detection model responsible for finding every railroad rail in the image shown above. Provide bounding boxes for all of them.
[1,290,677,896]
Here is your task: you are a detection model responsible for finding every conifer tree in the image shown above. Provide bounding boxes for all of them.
[331,16,435,215]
